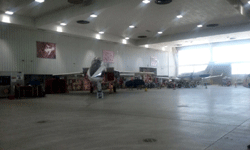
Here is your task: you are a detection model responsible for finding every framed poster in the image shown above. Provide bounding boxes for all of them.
[37,41,56,59]
[103,50,114,63]
[151,56,158,67]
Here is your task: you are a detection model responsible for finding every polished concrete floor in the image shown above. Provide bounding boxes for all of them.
[1,85,250,150]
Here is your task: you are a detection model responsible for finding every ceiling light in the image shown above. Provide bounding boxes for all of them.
[158,31,163,34]
[142,0,150,4]
[60,23,67,26]
[35,0,45,3]
[57,26,63,32]
[96,34,101,40]
[90,14,97,18]
[145,45,149,48]
[129,25,135,28]
[197,24,203,28]
[248,1,250,4]
[177,15,183,18]
[155,0,172,5]
[122,39,127,44]
[5,11,14,15]
[99,31,104,34]
[125,37,130,40]
[2,16,10,23]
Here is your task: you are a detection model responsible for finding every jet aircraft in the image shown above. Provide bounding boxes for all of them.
[54,57,154,98]
[157,62,223,88]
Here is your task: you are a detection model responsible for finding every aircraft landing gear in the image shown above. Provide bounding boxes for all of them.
[97,91,103,99]
[97,81,103,98]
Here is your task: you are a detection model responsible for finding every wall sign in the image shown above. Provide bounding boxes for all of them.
[103,50,114,63]
[37,41,56,59]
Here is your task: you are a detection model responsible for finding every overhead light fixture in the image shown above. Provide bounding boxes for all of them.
[60,23,67,26]
[125,37,130,40]
[90,14,98,18]
[2,16,10,23]
[96,34,101,40]
[5,11,14,15]
[142,0,150,4]
[122,39,127,44]
[57,26,63,32]
[197,24,203,28]
[158,31,163,34]
[145,45,149,48]
[248,1,250,4]
[99,31,104,34]
[129,25,135,28]
[35,0,45,3]
[177,15,183,18]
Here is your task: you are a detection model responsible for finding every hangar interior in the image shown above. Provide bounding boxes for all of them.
[0,0,250,150]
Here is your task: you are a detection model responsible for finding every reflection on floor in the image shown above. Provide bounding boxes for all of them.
[1,86,250,150]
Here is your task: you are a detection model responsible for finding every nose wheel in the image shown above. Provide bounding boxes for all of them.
[97,91,103,99]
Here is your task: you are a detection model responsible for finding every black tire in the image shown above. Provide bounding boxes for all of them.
[90,87,94,93]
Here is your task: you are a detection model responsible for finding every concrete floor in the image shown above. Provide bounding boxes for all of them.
[1,85,250,150]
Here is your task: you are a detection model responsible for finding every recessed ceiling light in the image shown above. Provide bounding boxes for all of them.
[145,45,149,48]
[177,15,183,18]
[125,37,130,40]
[142,0,150,4]
[57,26,63,32]
[68,0,84,4]
[90,14,97,18]
[60,23,67,26]
[158,31,163,34]
[206,24,219,27]
[197,24,203,28]
[77,20,90,24]
[35,0,45,3]
[248,1,250,4]
[5,11,14,15]
[99,31,104,34]
[96,34,101,40]
[138,35,147,38]
[155,0,172,5]
[129,25,135,28]
[2,16,10,23]
[122,39,127,44]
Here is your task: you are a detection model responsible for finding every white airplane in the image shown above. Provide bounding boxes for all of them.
[44,45,55,55]
[176,62,223,82]
[54,57,154,98]
[157,62,223,88]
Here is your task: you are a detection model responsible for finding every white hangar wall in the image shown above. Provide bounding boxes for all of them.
[0,24,170,76]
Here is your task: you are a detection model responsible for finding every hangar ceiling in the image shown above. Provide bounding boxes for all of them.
[1,0,250,50]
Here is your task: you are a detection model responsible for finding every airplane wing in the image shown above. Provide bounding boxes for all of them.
[53,72,84,76]
[119,71,155,77]
[53,68,89,76]
[203,73,223,79]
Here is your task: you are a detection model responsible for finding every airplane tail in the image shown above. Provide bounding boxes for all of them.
[204,62,215,74]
